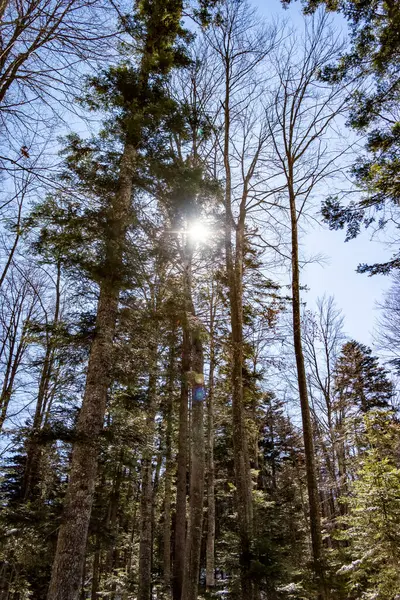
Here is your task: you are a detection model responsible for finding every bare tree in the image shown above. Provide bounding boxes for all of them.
[263,13,351,598]
[304,296,346,442]
[202,2,279,597]
[0,168,33,288]
[0,0,122,283]
[0,0,120,128]
[303,296,347,524]
[22,261,63,499]
[0,266,44,431]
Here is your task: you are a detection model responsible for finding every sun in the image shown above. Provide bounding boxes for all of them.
[187,220,210,243]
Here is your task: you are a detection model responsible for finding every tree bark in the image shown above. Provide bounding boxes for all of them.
[173,322,190,600]
[163,327,177,589]
[206,290,216,589]
[288,178,328,600]
[47,143,136,600]
[138,344,158,600]
[182,308,205,600]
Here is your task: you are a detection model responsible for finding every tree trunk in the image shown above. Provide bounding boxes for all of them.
[91,543,100,600]
[173,322,190,600]
[47,143,136,600]
[206,295,216,589]
[182,310,205,600]
[224,98,254,596]
[138,344,158,600]
[163,328,177,589]
[288,180,328,600]
[105,457,123,597]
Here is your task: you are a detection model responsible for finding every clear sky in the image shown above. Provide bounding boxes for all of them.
[252,0,392,348]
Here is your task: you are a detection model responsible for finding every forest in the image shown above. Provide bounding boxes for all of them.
[0,0,399,598]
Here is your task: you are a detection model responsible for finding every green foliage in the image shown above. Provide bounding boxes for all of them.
[334,340,393,413]
[336,411,400,599]
[0,434,64,599]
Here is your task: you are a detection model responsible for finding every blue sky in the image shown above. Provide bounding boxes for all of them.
[252,0,392,348]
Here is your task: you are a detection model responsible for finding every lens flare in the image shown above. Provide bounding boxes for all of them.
[187,221,210,242]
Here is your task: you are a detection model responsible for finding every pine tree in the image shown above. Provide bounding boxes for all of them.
[45,3,191,598]
[337,411,400,600]
[334,341,393,414]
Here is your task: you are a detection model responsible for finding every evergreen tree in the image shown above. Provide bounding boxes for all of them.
[45,2,192,598]
[337,411,400,600]
[334,341,393,414]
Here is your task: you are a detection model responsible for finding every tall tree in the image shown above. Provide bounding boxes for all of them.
[337,411,400,599]
[181,244,206,600]
[203,3,278,595]
[47,3,187,598]
[283,0,400,275]
[334,340,393,414]
[205,275,219,590]
[263,14,351,597]
[162,323,178,591]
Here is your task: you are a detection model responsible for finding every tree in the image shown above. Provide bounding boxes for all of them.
[303,297,347,524]
[337,411,400,600]
[204,273,220,590]
[334,341,393,414]
[203,2,278,595]
[180,247,206,600]
[263,14,350,597]
[0,266,44,432]
[46,3,189,598]
[0,0,118,133]
[1,1,399,598]
[162,321,178,591]
[332,340,394,501]
[282,0,400,275]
